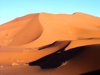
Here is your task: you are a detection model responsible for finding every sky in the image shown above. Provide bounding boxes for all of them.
[0,0,100,25]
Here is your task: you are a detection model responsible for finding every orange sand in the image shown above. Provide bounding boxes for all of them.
[0,12,100,75]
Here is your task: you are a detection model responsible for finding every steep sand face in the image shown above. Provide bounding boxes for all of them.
[8,14,43,45]
[0,13,39,46]
[0,12,100,75]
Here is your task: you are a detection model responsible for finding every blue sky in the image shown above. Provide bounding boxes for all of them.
[0,0,100,25]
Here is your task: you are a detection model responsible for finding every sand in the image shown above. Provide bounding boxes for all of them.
[0,12,100,75]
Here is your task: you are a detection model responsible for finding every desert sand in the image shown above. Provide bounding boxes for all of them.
[0,12,100,75]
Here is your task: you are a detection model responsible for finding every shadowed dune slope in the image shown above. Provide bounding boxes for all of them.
[8,14,43,45]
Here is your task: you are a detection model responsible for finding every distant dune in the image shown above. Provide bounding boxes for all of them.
[0,12,100,75]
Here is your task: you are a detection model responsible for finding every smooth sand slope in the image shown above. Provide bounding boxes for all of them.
[0,12,100,75]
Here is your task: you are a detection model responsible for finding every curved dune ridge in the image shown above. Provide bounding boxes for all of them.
[0,12,100,75]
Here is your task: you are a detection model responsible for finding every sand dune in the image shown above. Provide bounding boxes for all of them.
[0,12,100,75]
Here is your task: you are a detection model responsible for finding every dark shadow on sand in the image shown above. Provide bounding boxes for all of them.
[29,42,86,69]
[81,69,100,75]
